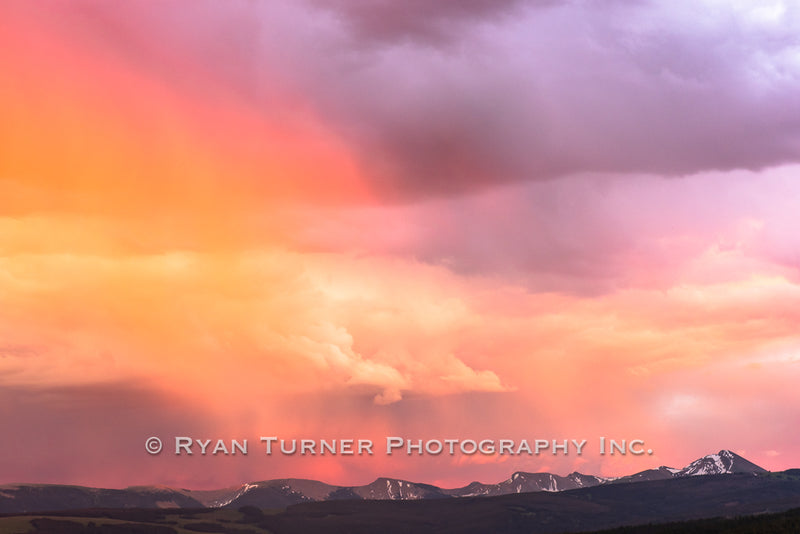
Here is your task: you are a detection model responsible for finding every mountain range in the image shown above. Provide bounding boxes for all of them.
[0,449,770,513]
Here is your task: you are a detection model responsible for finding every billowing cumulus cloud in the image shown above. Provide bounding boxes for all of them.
[0,247,513,407]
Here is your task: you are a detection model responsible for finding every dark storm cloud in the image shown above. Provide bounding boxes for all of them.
[28,0,800,202]
[314,0,533,46]
[310,0,800,199]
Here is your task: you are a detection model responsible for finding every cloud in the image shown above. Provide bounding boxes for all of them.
[438,355,509,393]
[14,0,799,202]
[289,166,800,294]
[314,0,533,46]
[0,344,42,358]
[0,247,515,406]
[0,382,211,487]
[301,0,800,199]
[3,0,800,488]
[294,0,798,197]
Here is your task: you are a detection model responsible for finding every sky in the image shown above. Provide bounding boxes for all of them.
[1,0,800,490]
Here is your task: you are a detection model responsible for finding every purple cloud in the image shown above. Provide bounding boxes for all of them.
[32,1,800,200]
[309,0,800,199]
[313,0,533,46]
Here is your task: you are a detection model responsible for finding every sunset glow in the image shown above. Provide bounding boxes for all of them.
[2,1,800,490]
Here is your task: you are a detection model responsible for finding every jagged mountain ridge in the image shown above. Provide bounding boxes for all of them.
[0,450,768,513]
[444,471,608,497]
[222,449,765,505]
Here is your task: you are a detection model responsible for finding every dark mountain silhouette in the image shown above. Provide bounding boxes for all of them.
[0,450,771,514]
[7,471,798,533]
[216,449,766,508]
[251,472,800,534]
[0,484,203,514]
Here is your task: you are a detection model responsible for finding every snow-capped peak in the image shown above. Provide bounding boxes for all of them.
[680,451,732,476]
[677,449,766,477]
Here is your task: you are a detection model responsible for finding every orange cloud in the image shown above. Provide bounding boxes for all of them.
[2,1,800,490]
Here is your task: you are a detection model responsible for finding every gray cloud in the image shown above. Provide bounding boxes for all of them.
[29,0,800,202]
[313,0,533,46]
[309,0,800,199]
